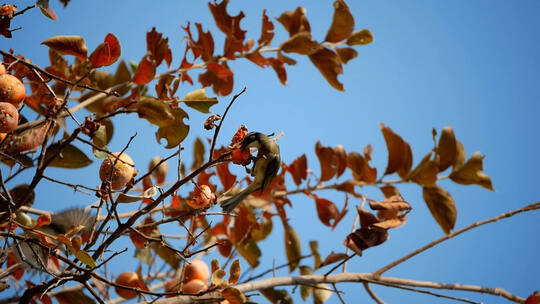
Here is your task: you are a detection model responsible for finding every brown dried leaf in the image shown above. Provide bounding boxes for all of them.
[380,123,413,178]
[191,137,205,170]
[408,153,439,186]
[137,97,175,127]
[41,35,87,61]
[319,252,348,268]
[372,215,407,229]
[309,240,322,269]
[229,259,241,285]
[334,145,347,177]
[344,227,388,256]
[325,0,354,43]
[268,57,287,85]
[221,287,247,304]
[236,239,260,268]
[89,33,121,68]
[315,141,337,182]
[182,88,218,114]
[280,32,320,55]
[199,62,234,96]
[299,266,313,300]
[309,47,344,91]
[450,152,494,191]
[357,207,379,228]
[208,0,246,59]
[369,194,411,212]
[313,195,339,227]
[286,154,307,186]
[423,185,457,234]
[146,27,171,66]
[336,47,358,64]
[284,223,301,272]
[437,126,457,172]
[346,29,374,45]
[276,7,311,36]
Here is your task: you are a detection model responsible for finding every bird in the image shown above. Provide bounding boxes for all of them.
[13,208,95,271]
[221,132,281,213]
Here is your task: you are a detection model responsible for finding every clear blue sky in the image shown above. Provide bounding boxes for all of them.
[4,0,540,303]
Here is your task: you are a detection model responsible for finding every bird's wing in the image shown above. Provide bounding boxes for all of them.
[261,154,281,192]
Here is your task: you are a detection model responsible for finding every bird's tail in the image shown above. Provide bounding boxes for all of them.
[220,183,260,213]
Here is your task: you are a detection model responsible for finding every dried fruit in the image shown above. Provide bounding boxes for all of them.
[99,152,135,190]
[0,74,26,107]
[0,102,18,133]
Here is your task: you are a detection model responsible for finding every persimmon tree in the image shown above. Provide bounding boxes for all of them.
[0,1,538,304]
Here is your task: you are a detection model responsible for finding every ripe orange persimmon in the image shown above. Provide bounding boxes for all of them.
[181,279,207,294]
[183,259,210,282]
[0,63,5,75]
[99,152,135,190]
[114,271,145,299]
[0,74,26,107]
[0,102,18,133]
[164,278,180,297]
[186,185,215,209]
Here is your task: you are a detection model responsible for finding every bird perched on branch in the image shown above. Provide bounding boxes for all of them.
[221,132,281,213]
[13,208,95,270]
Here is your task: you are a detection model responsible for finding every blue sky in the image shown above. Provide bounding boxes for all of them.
[3,0,540,303]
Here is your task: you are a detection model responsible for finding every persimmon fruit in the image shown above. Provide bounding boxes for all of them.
[0,74,25,107]
[114,271,144,299]
[0,102,18,133]
[181,279,207,294]
[99,152,135,190]
[183,259,210,282]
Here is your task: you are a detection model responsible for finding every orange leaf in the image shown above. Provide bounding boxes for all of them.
[336,47,358,64]
[380,123,413,178]
[35,213,51,228]
[334,145,347,177]
[319,252,348,268]
[286,154,307,186]
[357,207,379,229]
[221,287,247,304]
[7,251,24,280]
[309,47,344,91]
[258,9,274,46]
[41,35,87,61]
[213,148,237,190]
[436,126,457,172]
[132,56,156,85]
[449,152,494,191]
[284,223,302,272]
[369,194,411,212]
[315,141,337,182]
[217,238,232,257]
[245,51,270,68]
[229,259,241,285]
[325,0,354,43]
[408,153,439,186]
[276,7,311,36]
[89,33,121,68]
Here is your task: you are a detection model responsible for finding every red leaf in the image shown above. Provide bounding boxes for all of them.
[7,251,24,280]
[280,32,320,55]
[268,57,287,85]
[36,213,51,228]
[258,9,274,46]
[41,35,87,61]
[146,27,170,66]
[286,154,307,186]
[246,51,270,68]
[89,33,121,68]
[208,0,246,59]
[132,56,156,85]
[182,22,215,61]
[199,62,234,96]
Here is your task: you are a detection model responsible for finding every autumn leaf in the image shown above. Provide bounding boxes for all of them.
[319,252,348,268]
[347,29,374,45]
[423,185,457,234]
[156,108,190,148]
[369,194,411,212]
[229,259,241,285]
[280,32,320,55]
[336,47,358,64]
[268,57,287,85]
[344,227,388,256]
[183,22,215,61]
[325,0,354,43]
[286,154,307,186]
[137,97,175,127]
[214,148,237,190]
[36,0,58,21]
[208,0,246,59]
[309,47,344,91]
[436,126,457,172]
[450,152,494,191]
[408,153,439,186]
[89,33,121,68]
[309,240,322,269]
[44,143,93,169]
[313,195,339,227]
[199,62,234,96]
[191,137,205,170]
[236,239,260,268]
[276,7,311,36]
[181,88,218,113]
[35,213,51,228]
[55,290,94,304]
[315,141,337,182]
[258,9,274,46]
[41,35,87,61]
[146,27,171,67]
[260,288,293,304]
[284,223,301,272]
[380,123,413,178]
[299,266,313,300]
[132,55,156,85]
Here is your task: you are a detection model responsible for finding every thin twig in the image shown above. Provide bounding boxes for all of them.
[208,87,247,162]
[374,201,540,275]
[363,282,385,304]
[374,282,481,304]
